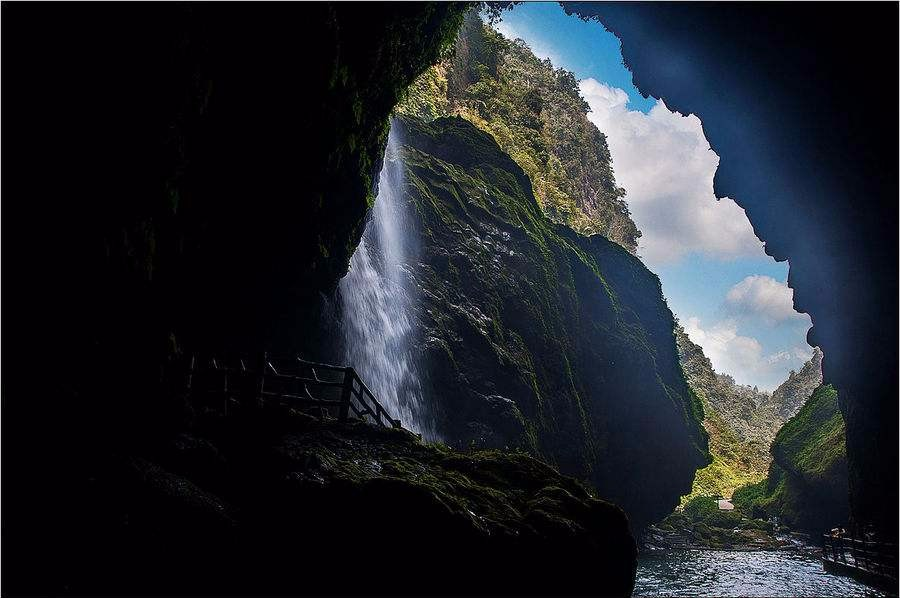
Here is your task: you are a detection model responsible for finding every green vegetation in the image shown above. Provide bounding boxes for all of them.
[682,495,742,529]
[732,385,849,533]
[654,493,778,550]
[674,327,772,504]
[673,328,825,508]
[397,11,641,251]
[732,467,785,521]
[771,384,846,483]
[650,338,839,546]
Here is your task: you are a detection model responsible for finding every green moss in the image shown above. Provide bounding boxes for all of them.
[288,419,624,539]
[391,114,708,528]
[771,385,846,484]
[682,495,742,528]
[731,385,849,533]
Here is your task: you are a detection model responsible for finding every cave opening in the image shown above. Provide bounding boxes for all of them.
[3,3,894,596]
[324,3,879,595]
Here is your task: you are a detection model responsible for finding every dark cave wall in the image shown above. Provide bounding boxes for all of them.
[2,3,469,579]
[563,2,899,537]
[4,2,467,424]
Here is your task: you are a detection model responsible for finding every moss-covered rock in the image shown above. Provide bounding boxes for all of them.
[389,115,708,530]
[732,385,849,534]
[649,494,782,551]
[41,407,637,595]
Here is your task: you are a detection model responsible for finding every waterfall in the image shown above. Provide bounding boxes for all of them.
[338,125,435,439]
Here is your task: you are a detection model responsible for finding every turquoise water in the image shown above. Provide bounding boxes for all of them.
[635,550,886,597]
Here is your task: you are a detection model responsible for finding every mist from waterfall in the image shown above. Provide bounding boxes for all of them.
[338,124,436,440]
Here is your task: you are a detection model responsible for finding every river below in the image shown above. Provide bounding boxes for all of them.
[635,549,886,597]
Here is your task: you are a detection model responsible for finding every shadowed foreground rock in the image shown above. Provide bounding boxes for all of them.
[26,404,636,596]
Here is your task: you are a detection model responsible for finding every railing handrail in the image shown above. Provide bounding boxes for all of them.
[822,533,899,581]
[186,352,405,431]
[349,372,401,428]
[823,534,898,549]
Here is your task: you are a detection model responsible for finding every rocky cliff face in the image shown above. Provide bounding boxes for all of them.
[677,327,771,442]
[398,11,641,251]
[676,327,825,502]
[733,385,849,534]
[762,348,824,423]
[386,115,708,530]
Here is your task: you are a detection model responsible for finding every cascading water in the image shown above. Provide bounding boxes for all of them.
[338,124,436,439]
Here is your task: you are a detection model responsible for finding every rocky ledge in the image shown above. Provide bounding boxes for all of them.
[34,401,637,596]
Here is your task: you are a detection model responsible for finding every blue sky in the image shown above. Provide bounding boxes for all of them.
[492,3,813,391]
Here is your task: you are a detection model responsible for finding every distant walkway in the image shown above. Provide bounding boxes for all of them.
[822,533,898,592]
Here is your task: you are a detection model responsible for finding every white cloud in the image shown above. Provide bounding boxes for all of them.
[493,20,564,67]
[792,345,814,361]
[682,316,811,391]
[724,275,803,325]
[579,78,764,267]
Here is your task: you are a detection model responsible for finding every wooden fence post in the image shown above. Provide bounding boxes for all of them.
[257,352,268,405]
[187,353,196,392]
[340,367,354,421]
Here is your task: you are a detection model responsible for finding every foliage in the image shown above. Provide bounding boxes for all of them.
[673,326,827,510]
[732,385,849,533]
[674,326,774,504]
[771,384,846,486]
[656,493,778,550]
[732,476,772,513]
[397,11,641,252]
[683,495,743,529]
[686,454,764,505]
[397,63,451,122]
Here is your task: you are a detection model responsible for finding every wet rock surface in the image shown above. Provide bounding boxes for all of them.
[390,115,709,530]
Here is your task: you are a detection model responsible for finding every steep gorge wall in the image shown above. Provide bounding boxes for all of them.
[675,327,773,500]
[677,326,826,503]
[565,2,898,537]
[761,348,824,423]
[391,116,708,530]
[734,385,849,535]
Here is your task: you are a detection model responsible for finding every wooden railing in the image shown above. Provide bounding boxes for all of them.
[186,353,402,430]
[822,534,898,588]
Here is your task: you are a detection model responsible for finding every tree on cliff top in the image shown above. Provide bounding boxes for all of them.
[397,10,641,252]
